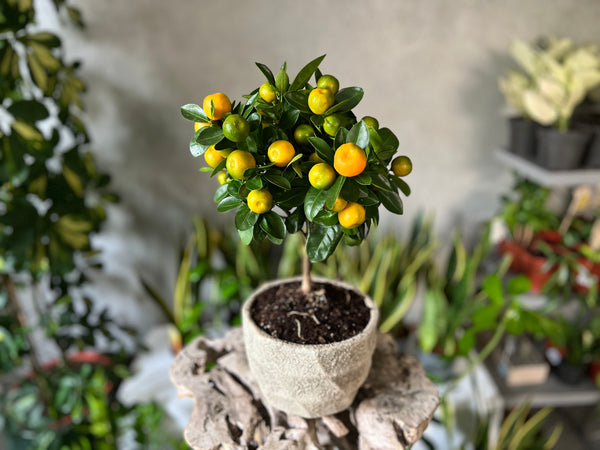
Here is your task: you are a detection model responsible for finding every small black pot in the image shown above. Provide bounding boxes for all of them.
[554,361,588,384]
[536,127,592,170]
[582,126,600,169]
[508,117,537,160]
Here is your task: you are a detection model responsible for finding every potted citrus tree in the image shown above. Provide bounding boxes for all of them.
[180,55,412,418]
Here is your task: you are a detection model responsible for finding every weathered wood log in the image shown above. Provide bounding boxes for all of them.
[170,328,438,450]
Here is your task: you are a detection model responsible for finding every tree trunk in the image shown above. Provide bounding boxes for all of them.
[301,251,312,294]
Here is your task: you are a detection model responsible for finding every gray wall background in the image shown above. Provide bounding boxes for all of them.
[40,0,600,330]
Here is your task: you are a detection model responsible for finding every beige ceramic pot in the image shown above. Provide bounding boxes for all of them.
[242,276,379,418]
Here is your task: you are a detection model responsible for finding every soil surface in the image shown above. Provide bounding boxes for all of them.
[250,280,371,344]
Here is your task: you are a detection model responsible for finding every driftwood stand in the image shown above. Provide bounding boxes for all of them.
[170,328,439,450]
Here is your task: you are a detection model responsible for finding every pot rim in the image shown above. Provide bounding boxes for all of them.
[242,275,379,350]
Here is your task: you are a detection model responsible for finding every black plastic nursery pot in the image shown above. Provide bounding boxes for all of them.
[536,127,592,170]
[508,117,537,160]
[582,128,600,168]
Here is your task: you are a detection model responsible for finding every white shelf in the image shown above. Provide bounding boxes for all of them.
[495,149,600,187]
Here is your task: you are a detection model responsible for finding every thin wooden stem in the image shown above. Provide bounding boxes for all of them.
[301,250,312,294]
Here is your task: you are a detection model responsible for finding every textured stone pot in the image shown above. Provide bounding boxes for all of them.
[242,276,379,418]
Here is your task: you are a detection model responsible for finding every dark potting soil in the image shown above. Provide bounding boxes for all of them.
[250,280,370,345]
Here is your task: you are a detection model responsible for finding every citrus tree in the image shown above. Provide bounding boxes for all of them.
[181,55,412,292]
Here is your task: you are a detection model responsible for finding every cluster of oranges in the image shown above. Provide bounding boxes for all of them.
[183,57,412,254]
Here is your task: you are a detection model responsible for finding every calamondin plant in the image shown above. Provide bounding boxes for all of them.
[180,55,412,293]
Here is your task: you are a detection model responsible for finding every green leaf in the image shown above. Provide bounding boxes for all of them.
[23,32,61,48]
[245,177,263,190]
[306,222,343,263]
[483,274,504,306]
[378,128,399,151]
[326,87,364,114]
[275,67,290,95]
[26,53,47,92]
[391,175,411,196]
[341,178,361,202]
[313,209,338,226]
[12,120,43,141]
[277,187,308,210]
[214,183,229,202]
[217,196,242,212]
[377,190,403,214]
[31,43,60,72]
[260,212,286,240]
[308,136,333,161]
[279,108,300,130]
[289,54,326,92]
[353,173,372,185]
[190,126,224,157]
[235,204,259,231]
[284,91,310,113]
[418,289,447,353]
[8,100,49,122]
[285,208,305,233]
[264,173,291,190]
[255,62,276,85]
[325,175,345,209]
[238,227,254,245]
[370,173,394,192]
[347,121,369,148]
[334,127,349,149]
[181,104,210,122]
[304,187,328,221]
[507,275,531,295]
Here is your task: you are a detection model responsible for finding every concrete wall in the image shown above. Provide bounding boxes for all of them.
[39,0,600,330]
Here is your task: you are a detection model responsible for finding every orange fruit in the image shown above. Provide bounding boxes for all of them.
[308,163,336,189]
[338,202,366,229]
[226,150,256,180]
[194,122,210,132]
[247,189,273,214]
[327,195,348,212]
[391,155,412,177]
[203,93,232,120]
[204,146,225,168]
[268,140,296,167]
[361,116,379,130]
[334,143,367,177]
[317,74,339,95]
[222,114,250,143]
[294,124,315,145]
[308,88,335,115]
[323,113,344,137]
[259,82,277,103]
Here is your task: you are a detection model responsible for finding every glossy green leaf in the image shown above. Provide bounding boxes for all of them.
[217,196,242,212]
[238,227,254,245]
[377,190,403,214]
[308,136,333,161]
[23,32,61,48]
[391,175,411,196]
[370,173,394,192]
[347,121,369,148]
[325,175,345,209]
[483,274,504,306]
[277,187,308,210]
[378,127,399,151]
[304,187,328,221]
[264,173,291,190]
[353,172,372,186]
[341,178,361,202]
[306,222,343,263]
[285,207,305,233]
[279,108,300,130]
[255,62,276,85]
[8,100,49,122]
[235,204,258,231]
[284,91,310,113]
[275,67,289,95]
[214,184,229,203]
[334,127,348,149]
[326,87,364,114]
[289,54,326,92]
[181,104,209,122]
[190,126,224,157]
[313,209,338,226]
[245,177,263,190]
[260,212,286,240]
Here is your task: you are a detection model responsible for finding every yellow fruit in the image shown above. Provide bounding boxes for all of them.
[317,74,340,95]
[204,146,225,168]
[334,143,367,177]
[391,155,413,177]
[203,93,232,120]
[308,88,335,115]
[194,122,210,132]
[259,82,277,103]
[222,114,250,143]
[338,202,366,229]
[226,150,256,180]
[247,189,273,214]
[294,124,315,145]
[268,140,296,167]
[217,172,228,184]
[323,113,344,137]
[308,163,336,190]
[327,195,348,212]
[361,116,379,130]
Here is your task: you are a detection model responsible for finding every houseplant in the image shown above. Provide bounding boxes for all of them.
[501,38,600,169]
[180,55,412,417]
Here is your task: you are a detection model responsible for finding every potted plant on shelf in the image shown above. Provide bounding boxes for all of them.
[180,55,412,418]
[501,38,600,170]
